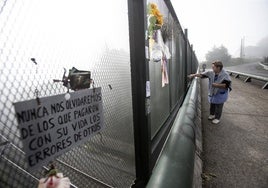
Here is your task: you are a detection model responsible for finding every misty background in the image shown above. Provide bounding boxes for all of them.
[171,0,268,63]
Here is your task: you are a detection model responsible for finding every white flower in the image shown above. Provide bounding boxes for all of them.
[38,173,70,188]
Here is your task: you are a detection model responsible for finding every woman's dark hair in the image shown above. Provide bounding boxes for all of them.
[212,61,223,70]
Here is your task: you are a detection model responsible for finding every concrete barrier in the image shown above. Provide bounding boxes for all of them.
[146,78,202,188]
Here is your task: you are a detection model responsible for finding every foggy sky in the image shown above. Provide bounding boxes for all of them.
[171,0,268,61]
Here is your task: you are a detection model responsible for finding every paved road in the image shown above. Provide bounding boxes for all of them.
[227,62,268,78]
[201,77,268,188]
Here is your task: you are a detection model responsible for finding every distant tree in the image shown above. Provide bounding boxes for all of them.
[205,45,231,65]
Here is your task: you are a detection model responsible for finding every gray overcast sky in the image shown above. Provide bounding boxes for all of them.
[171,0,268,61]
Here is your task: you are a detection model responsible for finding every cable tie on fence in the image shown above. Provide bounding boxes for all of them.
[31,58,41,105]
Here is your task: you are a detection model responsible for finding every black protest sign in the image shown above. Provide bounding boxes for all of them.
[14,87,104,170]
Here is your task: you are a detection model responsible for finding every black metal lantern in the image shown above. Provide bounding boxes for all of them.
[53,67,92,91]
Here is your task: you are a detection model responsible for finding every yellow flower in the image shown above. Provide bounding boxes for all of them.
[151,9,158,16]
[157,16,163,25]
[155,13,163,25]
[150,3,157,10]
[154,10,162,17]
[148,3,164,30]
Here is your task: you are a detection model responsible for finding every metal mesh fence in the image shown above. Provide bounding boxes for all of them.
[0,0,135,187]
[147,0,198,139]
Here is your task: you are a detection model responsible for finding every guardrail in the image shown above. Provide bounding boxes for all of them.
[259,62,268,70]
[146,77,199,188]
[226,70,268,89]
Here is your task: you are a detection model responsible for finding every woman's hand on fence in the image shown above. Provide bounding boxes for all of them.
[188,74,196,79]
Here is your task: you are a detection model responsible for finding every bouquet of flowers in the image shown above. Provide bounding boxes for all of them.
[147,3,163,38]
[147,3,171,87]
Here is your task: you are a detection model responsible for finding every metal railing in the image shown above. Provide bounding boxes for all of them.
[227,70,268,89]
[259,62,268,70]
[146,77,199,188]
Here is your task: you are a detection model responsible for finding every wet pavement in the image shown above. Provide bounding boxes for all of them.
[201,76,268,188]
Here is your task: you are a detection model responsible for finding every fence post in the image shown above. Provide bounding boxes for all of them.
[184,29,188,91]
[191,44,193,74]
[128,0,151,187]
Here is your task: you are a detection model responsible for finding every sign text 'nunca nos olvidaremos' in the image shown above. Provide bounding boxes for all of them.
[14,87,104,170]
